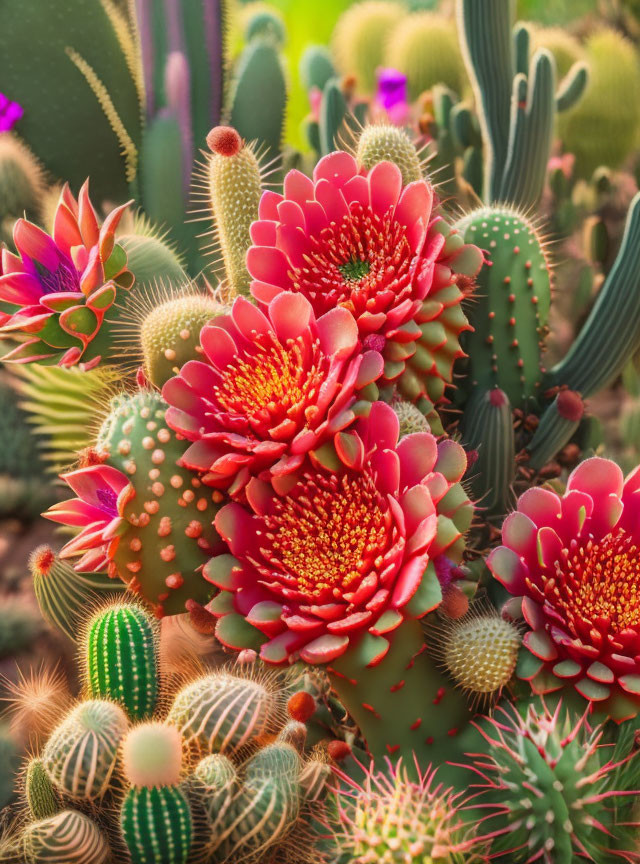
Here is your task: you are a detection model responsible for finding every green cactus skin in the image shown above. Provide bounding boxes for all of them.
[299,45,336,93]
[526,390,584,471]
[168,672,279,755]
[30,547,122,642]
[461,388,515,520]
[140,293,222,388]
[456,207,551,408]
[319,78,348,156]
[385,12,465,101]
[42,700,128,800]
[85,604,159,721]
[332,1,400,95]
[328,617,472,773]
[355,124,422,186]
[25,758,58,822]
[229,38,287,158]
[549,192,640,398]
[191,753,237,824]
[121,786,192,864]
[23,809,109,864]
[206,132,262,298]
[96,390,224,616]
[0,134,45,247]
[119,233,188,292]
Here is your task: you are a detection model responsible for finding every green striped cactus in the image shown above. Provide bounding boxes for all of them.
[85,603,159,721]
[167,671,280,755]
[191,753,236,825]
[23,809,109,864]
[42,700,128,800]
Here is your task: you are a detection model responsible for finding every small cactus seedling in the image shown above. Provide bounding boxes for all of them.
[42,700,128,800]
[120,723,193,864]
[456,206,551,409]
[85,602,159,721]
[23,809,110,864]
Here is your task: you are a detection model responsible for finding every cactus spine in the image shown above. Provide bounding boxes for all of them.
[85,603,159,721]
[24,758,58,822]
[355,124,422,186]
[23,810,110,864]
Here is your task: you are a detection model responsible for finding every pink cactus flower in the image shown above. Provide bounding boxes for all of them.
[0,181,133,368]
[246,151,483,409]
[488,456,640,721]
[163,292,383,495]
[203,401,472,666]
[0,93,23,131]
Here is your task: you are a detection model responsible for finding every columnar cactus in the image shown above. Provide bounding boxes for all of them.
[24,758,58,822]
[85,603,159,720]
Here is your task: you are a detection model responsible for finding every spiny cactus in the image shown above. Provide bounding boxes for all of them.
[201,126,263,298]
[4,666,72,750]
[42,700,128,800]
[526,388,584,470]
[23,809,110,864]
[355,123,423,185]
[466,703,640,863]
[119,228,188,292]
[390,397,430,437]
[385,12,465,100]
[456,206,551,408]
[24,759,58,822]
[85,603,159,721]
[332,1,400,95]
[0,133,45,246]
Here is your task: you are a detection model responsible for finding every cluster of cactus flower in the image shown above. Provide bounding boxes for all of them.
[2,0,640,861]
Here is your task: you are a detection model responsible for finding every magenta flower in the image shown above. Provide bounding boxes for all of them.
[0,93,23,131]
[488,457,640,721]
[204,401,473,666]
[163,293,383,495]
[0,181,133,368]
[375,68,409,124]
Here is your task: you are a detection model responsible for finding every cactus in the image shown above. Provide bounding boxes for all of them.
[299,45,336,93]
[385,13,465,101]
[390,397,429,437]
[332,1,401,95]
[167,670,281,755]
[229,38,287,159]
[24,759,59,822]
[30,546,122,642]
[42,700,128,800]
[319,78,348,156]
[355,123,423,186]
[120,723,192,864]
[202,126,263,298]
[0,134,45,247]
[456,206,551,408]
[23,810,110,864]
[85,603,159,721]
[119,229,188,292]
[526,389,584,470]
[4,666,72,750]
[92,389,224,615]
[0,724,19,809]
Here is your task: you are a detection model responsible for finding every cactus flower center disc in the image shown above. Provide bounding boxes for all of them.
[255,471,395,600]
[548,528,640,633]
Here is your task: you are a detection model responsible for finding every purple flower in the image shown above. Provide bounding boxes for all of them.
[376,68,408,112]
[0,93,23,132]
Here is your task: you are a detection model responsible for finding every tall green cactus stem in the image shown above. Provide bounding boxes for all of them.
[549,192,640,398]
[85,603,159,721]
[461,388,515,519]
[319,78,348,156]
[42,700,128,800]
[355,124,422,186]
[96,389,223,615]
[23,810,109,864]
[25,758,58,822]
[299,45,336,93]
[456,207,551,408]
[0,134,45,246]
[30,546,122,642]
[229,38,287,158]
[328,617,472,771]
[140,292,222,388]
[526,390,584,471]
[205,126,262,298]
[167,671,280,755]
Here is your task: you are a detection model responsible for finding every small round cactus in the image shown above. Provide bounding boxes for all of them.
[332,1,400,94]
[121,723,184,789]
[355,124,423,186]
[205,126,263,299]
[391,397,430,438]
[168,671,280,755]
[42,700,128,800]
[85,602,159,721]
[436,606,521,702]
[23,810,109,864]
[191,753,237,825]
[139,292,223,388]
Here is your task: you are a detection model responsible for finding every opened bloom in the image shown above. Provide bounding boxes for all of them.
[488,457,640,721]
[0,181,133,367]
[163,292,383,495]
[204,401,473,665]
[246,151,483,426]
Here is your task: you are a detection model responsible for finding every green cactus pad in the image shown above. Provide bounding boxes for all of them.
[42,700,128,800]
[96,390,224,616]
[85,603,159,721]
[456,207,551,408]
[121,785,192,864]
[23,809,109,864]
